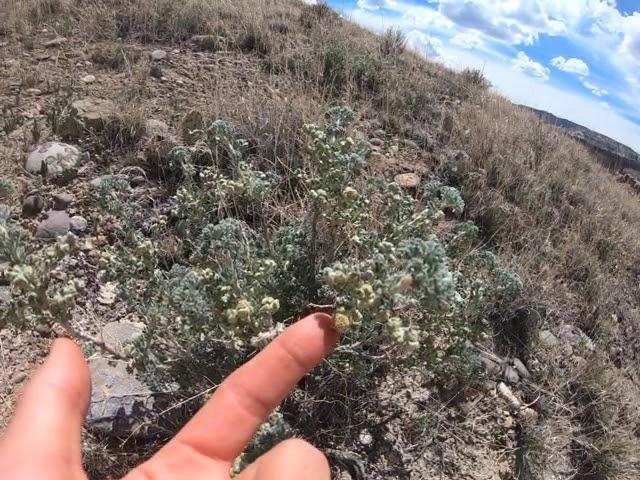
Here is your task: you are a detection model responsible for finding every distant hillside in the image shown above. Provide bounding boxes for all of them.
[521,105,640,171]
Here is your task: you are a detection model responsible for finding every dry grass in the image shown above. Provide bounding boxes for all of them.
[4,0,640,478]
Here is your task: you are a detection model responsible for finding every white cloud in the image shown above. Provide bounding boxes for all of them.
[451,31,484,49]
[551,56,590,76]
[357,0,389,10]
[600,101,611,109]
[512,51,550,80]
[582,79,608,96]
[439,44,640,151]
[405,30,444,59]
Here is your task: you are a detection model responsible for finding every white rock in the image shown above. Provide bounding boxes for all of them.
[150,49,167,61]
[25,142,82,181]
[497,382,522,409]
[70,215,88,233]
[82,74,96,83]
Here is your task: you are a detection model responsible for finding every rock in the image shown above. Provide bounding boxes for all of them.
[373,129,386,138]
[480,353,502,377]
[497,382,522,409]
[22,194,45,217]
[558,324,595,351]
[191,34,220,51]
[503,365,520,384]
[25,88,42,96]
[11,372,26,385]
[87,358,156,436]
[539,329,559,347]
[70,215,88,233]
[519,407,539,424]
[512,358,530,380]
[394,173,421,190]
[34,323,52,337]
[181,110,203,145]
[369,137,384,148]
[52,192,75,210]
[101,321,145,355]
[43,37,67,47]
[82,74,96,83]
[402,139,420,149]
[150,49,167,61]
[36,211,71,238]
[149,64,163,79]
[359,429,373,446]
[25,142,82,182]
[58,97,116,139]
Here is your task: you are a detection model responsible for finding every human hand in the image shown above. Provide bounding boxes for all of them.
[0,313,338,480]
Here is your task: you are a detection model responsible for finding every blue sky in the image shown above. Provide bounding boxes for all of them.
[312,0,640,152]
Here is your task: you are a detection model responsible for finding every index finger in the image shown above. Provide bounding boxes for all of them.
[159,313,338,463]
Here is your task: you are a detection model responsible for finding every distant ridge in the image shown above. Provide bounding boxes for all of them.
[519,105,640,171]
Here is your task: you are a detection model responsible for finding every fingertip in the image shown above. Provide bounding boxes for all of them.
[298,312,340,354]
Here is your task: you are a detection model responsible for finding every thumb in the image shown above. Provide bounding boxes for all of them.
[0,338,90,468]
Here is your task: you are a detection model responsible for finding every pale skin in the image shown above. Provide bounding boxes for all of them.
[0,313,339,480]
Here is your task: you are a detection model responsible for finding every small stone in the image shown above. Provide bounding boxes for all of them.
[53,192,75,210]
[11,372,27,385]
[497,382,522,409]
[512,358,530,380]
[503,365,520,384]
[25,142,82,182]
[481,354,501,376]
[149,64,163,79]
[36,211,71,238]
[25,88,42,96]
[373,129,386,138]
[35,323,52,337]
[43,37,67,47]
[82,74,96,83]
[394,173,421,190]
[558,324,595,351]
[519,408,539,424]
[369,137,384,148]
[358,429,373,446]
[70,215,88,233]
[539,329,559,347]
[22,194,45,217]
[402,139,420,149]
[150,49,167,61]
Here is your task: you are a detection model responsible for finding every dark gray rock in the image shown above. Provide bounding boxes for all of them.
[22,194,45,216]
[149,64,163,79]
[87,358,156,436]
[36,211,71,238]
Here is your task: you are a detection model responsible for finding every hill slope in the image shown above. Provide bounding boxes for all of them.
[521,104,640,171]
[2,1,640,479]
